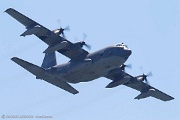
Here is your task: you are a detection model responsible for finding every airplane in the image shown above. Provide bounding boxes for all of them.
[5,8,174,101]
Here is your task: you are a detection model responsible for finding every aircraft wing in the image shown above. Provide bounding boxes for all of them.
[5,8,88,60]
[105,68,174,101]
[11,57,79,94]
[124,75,174,101]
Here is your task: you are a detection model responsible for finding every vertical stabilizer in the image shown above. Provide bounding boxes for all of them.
[41,52,57,69]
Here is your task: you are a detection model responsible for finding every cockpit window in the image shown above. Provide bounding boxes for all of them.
[116,43,129,49]
[116,44,123,47]
[123,45,128,49]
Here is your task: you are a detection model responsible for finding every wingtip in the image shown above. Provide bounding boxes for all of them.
[11,57,20,63]
[11,57,18,60]
[105,85,112,88]
[73,91,79,95]
[4,8,13,13]
[170,97,175,101]
[164,95,174,101]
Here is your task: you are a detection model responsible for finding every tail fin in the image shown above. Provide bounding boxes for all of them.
[41,52,57,69]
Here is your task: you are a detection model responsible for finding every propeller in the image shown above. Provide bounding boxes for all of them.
[79,33,91,50]
[59,26,70,38]
[142,72,153,85]
[121,64,132,71]
[56,19,70,38]
[139,68,153,85]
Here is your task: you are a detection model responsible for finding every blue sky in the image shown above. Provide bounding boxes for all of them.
[0,0,180,120]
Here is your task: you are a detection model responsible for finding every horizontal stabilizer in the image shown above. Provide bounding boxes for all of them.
[11,57,79,94]
[11,57,48,79]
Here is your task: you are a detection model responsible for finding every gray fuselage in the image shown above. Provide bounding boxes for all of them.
[49,44,132,83]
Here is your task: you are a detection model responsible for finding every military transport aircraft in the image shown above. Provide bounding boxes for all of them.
[5,8,174,101]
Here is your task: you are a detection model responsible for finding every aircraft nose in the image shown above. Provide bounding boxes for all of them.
[124,49,132,57]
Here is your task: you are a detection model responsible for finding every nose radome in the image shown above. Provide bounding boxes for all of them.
[125,49,132,57]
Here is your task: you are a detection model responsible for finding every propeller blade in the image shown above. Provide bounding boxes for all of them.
[145,79,150,85]
[57,19,61,25]
[142,71,153,85]
[140,66,144,73]
[75,33,91,50]
[84,44,91,50]
[147,71,153,77]
[126,64,132,69]
[62,31,66,38]
[82,33,91,50]
[56,19,70,38]
[137,66,153,85]
[83,33,87,41]
[121,64,132,71]
[64,26,70,31]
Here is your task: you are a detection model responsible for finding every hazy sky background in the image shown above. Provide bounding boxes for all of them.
[1,0,180,120]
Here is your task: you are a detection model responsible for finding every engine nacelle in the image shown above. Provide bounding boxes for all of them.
[21,25,41,37]
[106,76,131,88]
[73,42,84,48]
[43,41,70,53]
[136,75,144,82]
